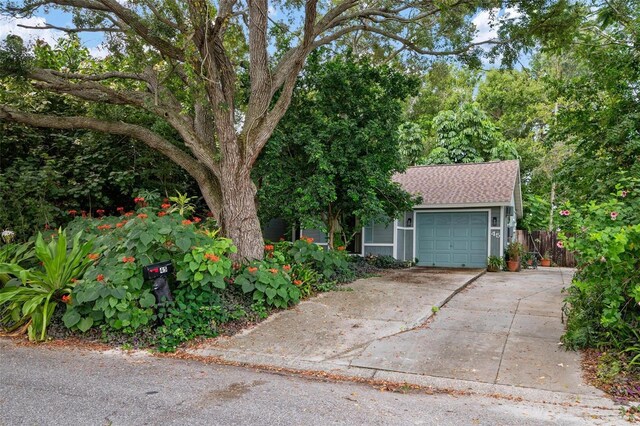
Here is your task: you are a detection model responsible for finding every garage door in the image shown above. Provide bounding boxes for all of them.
[416,212,488,268]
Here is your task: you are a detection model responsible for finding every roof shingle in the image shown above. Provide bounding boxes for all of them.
[393,160,520,205]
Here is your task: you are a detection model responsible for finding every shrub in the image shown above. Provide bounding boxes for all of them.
[0,229,94,340]
[558,177,640,356]
[62,195,232,334]
[288,237,350,279]
[234,262,301,309]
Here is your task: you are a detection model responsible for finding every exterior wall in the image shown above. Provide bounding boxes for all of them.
[362,220,395,256]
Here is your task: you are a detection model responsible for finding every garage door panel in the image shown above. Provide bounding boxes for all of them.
[452,228,469,237]
[470,240,486,250]
[435,215,451,226]
[416,212,488,268]
[435,240,451,250]
[435,227,451,237]
[452,240,469,250]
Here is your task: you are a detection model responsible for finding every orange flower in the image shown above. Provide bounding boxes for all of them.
[116,207,125,213]
[193,217,201,223]
[337,246,346,251]
[134,197,145,203]
[137,213,148,219]
[283,264,291,272]
[182,219,193,226]
[161,203,171,209]
[122,256,135,263]
[97,224,112,231]
[96,274,105,282]
[293,280,302,286]
[248,267,258,273]
[116,222,124,228]
[264,244,274,251]
[61,294,71,304]
[204,253,220,262]
[157,211,167,217]
[269,268,278,274]
[124,212,134,217]
[87,253,99,260]
[70,278,78,283]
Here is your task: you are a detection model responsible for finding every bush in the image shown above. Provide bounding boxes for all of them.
[62,194,232,334]
[558,177,640,357]
[0,229,94,340]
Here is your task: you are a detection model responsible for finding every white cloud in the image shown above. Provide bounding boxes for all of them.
[472,8,522,44]
[0,15,62,46]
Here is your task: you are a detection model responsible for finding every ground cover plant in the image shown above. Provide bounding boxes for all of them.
[558,176,640,398]
[0,194,408,351]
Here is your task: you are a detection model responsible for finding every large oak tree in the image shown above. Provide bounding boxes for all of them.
[0,0,568,259]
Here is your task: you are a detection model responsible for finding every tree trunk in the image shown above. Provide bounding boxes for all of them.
[218,166,264,260]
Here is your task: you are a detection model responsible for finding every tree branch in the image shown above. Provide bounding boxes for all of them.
[17,23,122,33]
[0,104,205,178]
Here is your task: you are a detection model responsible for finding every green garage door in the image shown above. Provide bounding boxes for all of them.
[416,212,488,268]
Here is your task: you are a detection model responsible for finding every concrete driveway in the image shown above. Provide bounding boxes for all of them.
[193,267,608,404]
[193,268,481,367]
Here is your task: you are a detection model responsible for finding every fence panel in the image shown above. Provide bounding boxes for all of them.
[516,230,576,267]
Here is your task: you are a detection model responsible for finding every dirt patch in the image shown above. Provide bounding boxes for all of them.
[582,348,640,403]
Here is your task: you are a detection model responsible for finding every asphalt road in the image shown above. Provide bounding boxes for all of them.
[0,339,619,425]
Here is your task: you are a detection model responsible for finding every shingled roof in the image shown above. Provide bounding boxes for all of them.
[393,160,522,216]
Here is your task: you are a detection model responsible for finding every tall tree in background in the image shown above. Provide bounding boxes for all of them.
[423,102,518,164]
[0,0,581,258]
[255,54,418,248]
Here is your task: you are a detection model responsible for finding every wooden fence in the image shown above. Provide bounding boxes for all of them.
[516,230,576,268]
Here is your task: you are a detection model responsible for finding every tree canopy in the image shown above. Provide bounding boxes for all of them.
[255,54,418,248]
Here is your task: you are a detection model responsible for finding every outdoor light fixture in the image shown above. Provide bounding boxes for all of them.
[406,218,412,227]
[492,217,498,226]
[142,260,174,305]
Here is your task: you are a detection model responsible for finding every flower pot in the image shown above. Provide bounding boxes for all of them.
[540,258,551,267]
[507,260,519,272]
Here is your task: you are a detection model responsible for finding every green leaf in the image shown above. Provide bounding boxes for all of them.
[158,227,172,235]
[77,316,94,332]
[62,309,81,328]
[140,232,154,246]
[265,287,276,299]
[176,269,191,282]
[241,280,255,294]
[176,237,192,252]
[139,292,156,308]
[193,271,204,282]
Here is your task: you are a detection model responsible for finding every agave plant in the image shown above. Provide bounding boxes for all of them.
[0,229,95,341]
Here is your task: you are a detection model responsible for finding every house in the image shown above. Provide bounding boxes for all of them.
[362,160,523,268]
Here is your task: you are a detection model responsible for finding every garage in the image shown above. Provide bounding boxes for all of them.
[415,211,488,268]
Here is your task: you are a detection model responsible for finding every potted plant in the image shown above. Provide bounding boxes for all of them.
[487,255,503,272]
[505,242,523,272]
[521,252,533,268]
[540,251,552,267]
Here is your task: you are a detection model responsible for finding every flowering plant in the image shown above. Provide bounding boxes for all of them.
[557,177,640,353]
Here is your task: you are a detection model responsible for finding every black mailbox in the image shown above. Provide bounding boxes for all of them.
[142,261,174,305]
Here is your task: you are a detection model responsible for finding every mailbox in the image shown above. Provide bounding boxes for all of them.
[142,261,174,305]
